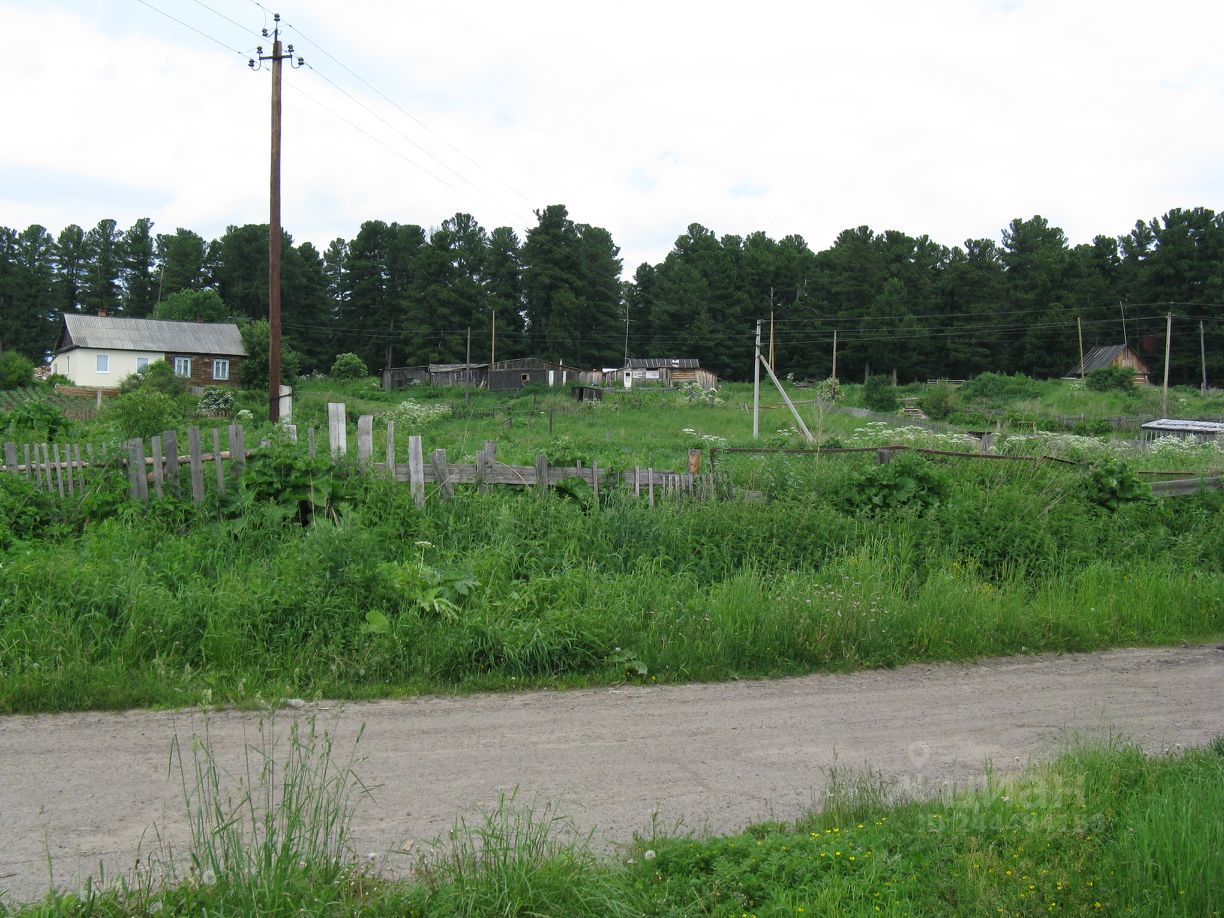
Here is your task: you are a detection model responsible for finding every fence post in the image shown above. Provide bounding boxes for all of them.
[23,444,33,482]
[408,435,425,506]
[535,454,549,489]
[74,444,86,492]
[228,425,245,484]
[40,444,53,493]
[163,430,181,497]
[431,448,454,500]
[647,468,655,507]
[212,427,226,495]
[876,448,894,465]
[55,444,69,497]
[3,442,16,474]
[385,421,395,472]
[127,438,148,501]
[328,403,347,456]
[151,436,165,499]
[592,461,600,506]
[357,415,373,469]
[188,427,205,502]
[688,448,702,475]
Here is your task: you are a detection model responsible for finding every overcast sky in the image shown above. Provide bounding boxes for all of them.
[2,0,1222,275]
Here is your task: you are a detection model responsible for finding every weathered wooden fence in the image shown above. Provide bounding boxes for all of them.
[2,404,712,508]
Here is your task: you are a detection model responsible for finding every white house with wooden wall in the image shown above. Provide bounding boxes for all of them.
[50,314,246,389]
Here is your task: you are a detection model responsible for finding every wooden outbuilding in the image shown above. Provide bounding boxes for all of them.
[1065,344,1151,384]
[613,358,718,390]
[487,358,585,391]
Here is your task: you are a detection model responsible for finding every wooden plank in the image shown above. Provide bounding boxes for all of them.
[23,444,32,482]
[53,444,66,497]
[163,430,181,497]
[476,443,489,492]
[592,461,600,505]
[430,448,453,500]
[408,435,425,506]
[1150,476,1222,497]
[634,466,640,497]
[647,468,655,507]
[385,421,395,469]
[41,444,54,493]
[327,402,347,456]
[62,444,74,497]
[283,423,297,442]
[535,454,549,489]
[357,414,373,468]
[187,427,205,503]
[3,442,16,473]
[212,428,226,495]
[150,436,165,499]
[74,445,86,492]
[308,427,317,458]
[228,426,245,484]
[127,439,148,500]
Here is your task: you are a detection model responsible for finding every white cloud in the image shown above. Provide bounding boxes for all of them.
[1,0,1221,271]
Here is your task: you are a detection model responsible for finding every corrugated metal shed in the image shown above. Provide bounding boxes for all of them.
[59,314,246,356]
[1141,419,1224,435]
[625,357,701,369]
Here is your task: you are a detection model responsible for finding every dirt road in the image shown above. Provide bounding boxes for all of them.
[2,644,1221,904]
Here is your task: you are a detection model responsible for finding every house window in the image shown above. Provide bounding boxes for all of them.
[213,359,230,381]
[521,373,530,382]
[96,354,109,374]
[136,357,150,373]
[174,357,192,377]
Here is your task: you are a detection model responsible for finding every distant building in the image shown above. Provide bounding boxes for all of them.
[50,313,245,389]
[614,358,718,390]
[382,358,587,391]
[1064,344,1151,384]
[1140,419,1224,444]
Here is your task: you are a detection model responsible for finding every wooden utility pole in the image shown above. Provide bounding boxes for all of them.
[252,14,302,422]
[1201,320,1208,396]
[752,319,762,439]
[831,328,838,380]
[768,288,776,370]
[1077,316,1085,380]
[1161,311,1172,417]
[491,310,496,365]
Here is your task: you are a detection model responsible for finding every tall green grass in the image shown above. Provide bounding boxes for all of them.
[8,733,1222,915]
[2,454,1222,713]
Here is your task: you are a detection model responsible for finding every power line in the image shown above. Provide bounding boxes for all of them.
[133,0,249,55]
[301,62,534,229]
[186,0,261,40]
[282,19,537,209]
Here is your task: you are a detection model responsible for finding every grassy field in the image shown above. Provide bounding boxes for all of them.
[7,732,1222,916]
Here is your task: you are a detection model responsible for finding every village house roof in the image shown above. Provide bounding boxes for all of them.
[57,314,247,357]
[1141,418,1224,435]
[1064,344,1148,378]
[625,357,702,369]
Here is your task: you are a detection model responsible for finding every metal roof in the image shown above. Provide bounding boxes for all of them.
[1140,418,1224,434]
[1064,344,1148,378]
[59,314,246,356]
[625,357,702,369]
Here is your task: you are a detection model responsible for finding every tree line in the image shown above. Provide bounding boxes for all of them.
[2,205,1221,386]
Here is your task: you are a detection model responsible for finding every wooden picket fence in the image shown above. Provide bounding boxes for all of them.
[2,403,714,507]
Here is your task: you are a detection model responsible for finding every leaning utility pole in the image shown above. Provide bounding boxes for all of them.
[1077,317,1085,380]
[251,14,303,422]
[1200,320,1208,396]
[752,319,762,439]
[1161,311,1173,417]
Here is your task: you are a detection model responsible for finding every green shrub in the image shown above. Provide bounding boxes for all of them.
[959,371,1041,401]
[863,374,898,412]
[118,359,188,397]
[198,386,235,414]
[1084,457,1150,511]
[240,320,301,388]
[329,352,369,380]
[0,399,68,441]
[921,381,956,420]
[846,450,949,514]
[0,351,34,389]
[1085,365,1136,392]
[1073,418,1114,436]
[105,388,182,439]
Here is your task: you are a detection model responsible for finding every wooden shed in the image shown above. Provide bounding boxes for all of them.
[487,357,584,391]
[382,363,487,389]
[1065,344,1151,384]
[614,358,718,390]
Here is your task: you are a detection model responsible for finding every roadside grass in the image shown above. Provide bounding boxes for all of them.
[2,455,1223,713]
[5,730,1221,916]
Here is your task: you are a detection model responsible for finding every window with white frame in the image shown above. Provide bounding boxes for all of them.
[96,354,109,374]
[213,358,230,381]
[174,356,191,377]
[136,357,150,373]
